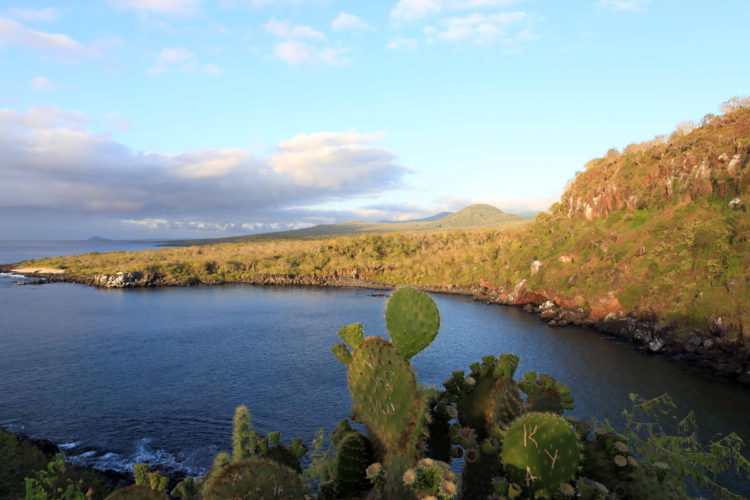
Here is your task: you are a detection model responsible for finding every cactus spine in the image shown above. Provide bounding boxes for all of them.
[501,412,582,497]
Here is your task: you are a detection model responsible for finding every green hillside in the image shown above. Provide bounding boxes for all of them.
[164,204,528,246]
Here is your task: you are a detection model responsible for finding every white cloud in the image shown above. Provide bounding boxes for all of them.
[386,37,418,50]
[220,0,326,7]
[271,131,399,189]
[29,76,59,91]
[263,17,352,68]
[157,46,194,63]
[273,40,348,67]
[273,40,316,65]
[596,0,649,11]
[390,0,520,21]
[391,0,442,21]
[147,46,221,75]
[109,0,203,15]
[264,17,326,40]
[424,11,527,44]
[331,12,371,32]
[0,16,98,57]
[7,7,63,22]
[0,106,407,229]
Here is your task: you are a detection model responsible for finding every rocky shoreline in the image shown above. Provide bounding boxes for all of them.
[0,427,133,499]
[5,266,750,387]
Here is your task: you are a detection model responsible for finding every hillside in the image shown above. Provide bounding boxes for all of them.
[12,103,750,380]
[166,204,528,246]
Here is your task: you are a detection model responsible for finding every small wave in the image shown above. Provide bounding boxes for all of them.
[68,438,206,477]
[3,423,27,433]
[58,441,81,450]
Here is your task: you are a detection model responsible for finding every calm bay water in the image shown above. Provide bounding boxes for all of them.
[1,242,749,493]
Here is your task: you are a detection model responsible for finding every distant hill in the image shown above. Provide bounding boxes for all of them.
[378,211,451,223]
[432,204,523,228]
[168,204,528,246]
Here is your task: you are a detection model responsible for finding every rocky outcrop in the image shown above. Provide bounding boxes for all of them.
[562,120,749,222]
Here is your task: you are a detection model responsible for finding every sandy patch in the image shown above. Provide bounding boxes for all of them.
[12,267,66,274]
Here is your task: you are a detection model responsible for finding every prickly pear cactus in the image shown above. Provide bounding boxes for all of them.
[204,458,309,499]
[460,448,503,500]
[456,354,521,439]
[348,337,421,451]
[338,323,364,349]
[575,477,610,500]
[501,412,582,497]
[385,287,440,359]
[333,431,373,496]
[105,485,168,499]
[519,372,574,414]
[232,405,256,462]
[170,477,199,499]
[486,376,523,427]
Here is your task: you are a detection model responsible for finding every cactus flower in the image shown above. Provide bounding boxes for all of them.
[403,468,417,485]
[366,462,381,478]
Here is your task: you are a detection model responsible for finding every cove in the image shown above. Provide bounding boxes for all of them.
[1,277,748,489]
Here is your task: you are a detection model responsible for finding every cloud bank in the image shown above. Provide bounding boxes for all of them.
[0,106,408,237]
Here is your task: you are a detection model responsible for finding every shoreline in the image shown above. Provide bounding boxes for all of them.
[0,427,135,499]
[4,266,750,387]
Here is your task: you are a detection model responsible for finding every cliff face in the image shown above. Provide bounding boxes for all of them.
[505,107,750,341]
[561,110,749,221]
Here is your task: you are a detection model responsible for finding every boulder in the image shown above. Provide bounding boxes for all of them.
[648,337,665,353]
[709,316,733,337]
[727,154,742,175]
[530,260,543,275]
[634,246,646,257]
[728,197,744,210]
[506,279,546,305]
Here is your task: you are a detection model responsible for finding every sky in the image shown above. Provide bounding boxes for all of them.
[1,0,749,240]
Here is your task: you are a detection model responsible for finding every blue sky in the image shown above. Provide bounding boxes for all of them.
[1,0,748,239]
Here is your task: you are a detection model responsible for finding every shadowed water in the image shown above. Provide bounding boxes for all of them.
[1,275,749,494]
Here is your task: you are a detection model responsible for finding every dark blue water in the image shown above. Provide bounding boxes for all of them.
[0,240,169,265]
[2,273,750,489]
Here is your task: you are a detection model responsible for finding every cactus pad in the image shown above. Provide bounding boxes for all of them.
[338,323,364,349]
[520,372,574,414]
[333,432,372,496]
[501,412,581,497]
[385,287,440,359]
[486,377,523,427]
[331,343,352,365]
[348,337,421,450]
[204,458,309,499]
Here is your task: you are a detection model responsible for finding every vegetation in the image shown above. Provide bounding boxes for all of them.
[18,288,733,499]
[0,429,117,500]
[17,104,750,341]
